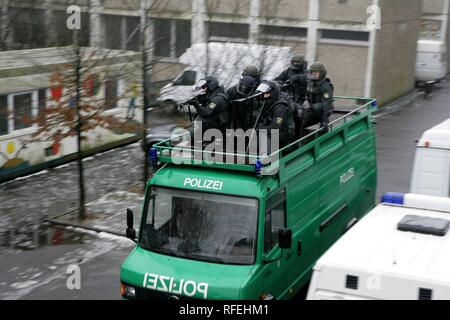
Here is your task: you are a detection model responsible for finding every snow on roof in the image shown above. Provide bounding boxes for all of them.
[418,118,450,149]
[315,203,450,287]
[179,42,293,87]
[0,47,140,71]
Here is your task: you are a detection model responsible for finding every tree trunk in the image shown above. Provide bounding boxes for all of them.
[74,31,86,220]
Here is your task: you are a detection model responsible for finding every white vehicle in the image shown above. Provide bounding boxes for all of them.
[410,118,450,197]
[415,39,447,83]
[157,42,293,107]
[307,193,450,300]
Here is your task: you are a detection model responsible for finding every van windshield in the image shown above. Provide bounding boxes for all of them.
[140,187,258,265]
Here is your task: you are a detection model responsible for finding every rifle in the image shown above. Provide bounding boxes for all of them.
[232,91,263,103]
[179,95,201,122]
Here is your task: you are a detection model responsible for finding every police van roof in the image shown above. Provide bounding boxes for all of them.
[313,194,450,298]
[418,118,450,149]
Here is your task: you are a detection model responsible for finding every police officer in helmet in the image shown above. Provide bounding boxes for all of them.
[294,62,334,138]
[241,65,261,85]
[274,54,308,104]
[253,81,293,149]
[191,76,230,133]
[227,75,258,130]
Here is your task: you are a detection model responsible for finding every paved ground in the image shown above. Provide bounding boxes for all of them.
[1,79,450,299]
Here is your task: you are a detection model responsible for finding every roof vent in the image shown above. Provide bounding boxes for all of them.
[397,215,450,237]
[345,275,358,290]
[418,288,433,300]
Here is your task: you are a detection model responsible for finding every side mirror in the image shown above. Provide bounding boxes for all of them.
[278,228,292,249]
[126,208,136,242]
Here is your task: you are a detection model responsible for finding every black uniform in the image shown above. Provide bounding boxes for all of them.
[306,77,334,127]
[255,88,293,149]
[274,65,308,104]
[194,86,230,133]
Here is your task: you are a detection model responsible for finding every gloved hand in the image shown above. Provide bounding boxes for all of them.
[189,99,200,109]
[290,74,306,83]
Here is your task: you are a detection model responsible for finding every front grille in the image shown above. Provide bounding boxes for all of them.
[345,275,359,290]
[418,288,433,301]
[135,286,199,301]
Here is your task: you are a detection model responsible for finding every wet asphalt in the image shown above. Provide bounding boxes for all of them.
[1,79,450,299]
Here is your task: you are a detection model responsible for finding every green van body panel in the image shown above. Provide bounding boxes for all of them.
[121,98,378,300]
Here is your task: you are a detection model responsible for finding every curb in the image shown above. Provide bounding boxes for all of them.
[374,90,424,119]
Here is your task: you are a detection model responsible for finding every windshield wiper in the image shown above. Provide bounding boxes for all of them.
[141,245,186,259]
[185,253,226,264]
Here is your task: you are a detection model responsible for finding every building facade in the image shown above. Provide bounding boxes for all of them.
[1,0,422,105]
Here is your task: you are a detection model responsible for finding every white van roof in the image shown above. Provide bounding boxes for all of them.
[417,118,450,149]
[417,39,446,53]
[313,194,450,299]
[178,42,293,88]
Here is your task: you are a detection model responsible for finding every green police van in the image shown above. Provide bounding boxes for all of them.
[120,97,378,300]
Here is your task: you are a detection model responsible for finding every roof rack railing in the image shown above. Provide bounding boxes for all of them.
[152,96,377,173]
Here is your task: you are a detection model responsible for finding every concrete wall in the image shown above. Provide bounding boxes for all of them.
[319,0,371,23]
[422,0,445,14]
[260,0,309,21]
[207,0,250,18]
[317,44,368,98]
[372,0,421,105]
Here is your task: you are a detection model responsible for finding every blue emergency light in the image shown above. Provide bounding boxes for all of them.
[255,159,263,177]
[149,147,158,166]
[381,192,404,205]
[371,100,377,108]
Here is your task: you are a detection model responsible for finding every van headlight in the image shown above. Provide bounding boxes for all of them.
[121,283,136,299]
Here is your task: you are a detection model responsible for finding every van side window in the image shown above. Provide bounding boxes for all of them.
[173,70,197,86]
[264,190,286,254]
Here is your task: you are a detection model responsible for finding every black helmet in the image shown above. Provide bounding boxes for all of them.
[291,54,306,70]
[309,62,327,81]
[242,65,261,80]
[256,81,280,102]
[237,76,257,96]
[195,76,219,95]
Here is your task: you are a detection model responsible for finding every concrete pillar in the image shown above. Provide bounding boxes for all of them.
[121,15,128,50]
[0,0,12,49]
[191,0,206,44]
[365,0,379,98]
[89,0,102,47]
[307,0,319,64]
[249,0,260,44]
[43,0,57,46]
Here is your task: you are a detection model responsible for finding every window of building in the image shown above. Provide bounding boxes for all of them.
[154,19,192,59]
[13,93,33,130]
[0,96,7,135]
[320,29,370,42]
[262,25,307,39]
[104,14,123,50]
[264,189,286,254]
[208,22,249,43]
[126,17,141,51]
[176,20,192,57]
[154,19,172,58]
[51,11,89,47]
[105,78,119,110]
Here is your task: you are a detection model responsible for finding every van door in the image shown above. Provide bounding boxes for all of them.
[262,189,293,299]
[411,148,450,197]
